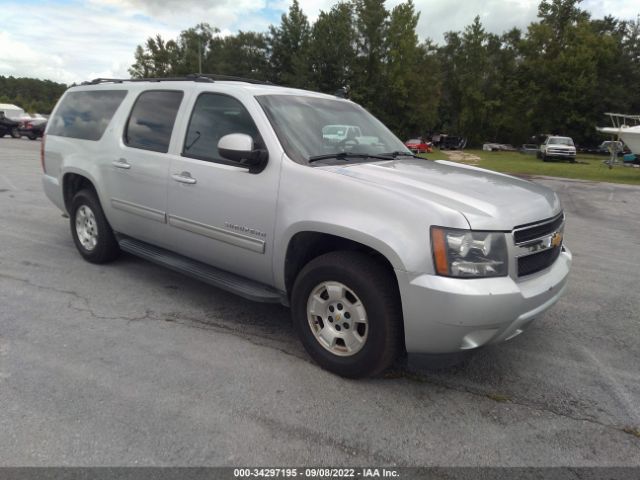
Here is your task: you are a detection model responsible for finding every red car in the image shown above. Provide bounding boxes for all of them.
[405,138,432,154]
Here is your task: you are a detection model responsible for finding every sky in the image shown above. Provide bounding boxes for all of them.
[0,0,637,85]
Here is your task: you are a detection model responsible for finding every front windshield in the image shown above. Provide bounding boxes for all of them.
[549,137,574,146]
[256,94,410,164]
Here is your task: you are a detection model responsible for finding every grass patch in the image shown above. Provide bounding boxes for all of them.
[486,392,512,403]
[623,426,640,438]
[422,149,640,185]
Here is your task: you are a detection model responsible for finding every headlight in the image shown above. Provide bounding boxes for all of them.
[431,226,508,278]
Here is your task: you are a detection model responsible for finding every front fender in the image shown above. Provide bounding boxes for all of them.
[271,160,470,291]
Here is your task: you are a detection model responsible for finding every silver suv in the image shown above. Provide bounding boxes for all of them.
[42,75,571,378]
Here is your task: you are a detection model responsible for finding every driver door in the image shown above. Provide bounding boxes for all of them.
[165,92,279,285]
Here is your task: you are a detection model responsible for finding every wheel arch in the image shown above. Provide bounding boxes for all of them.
[62,171,99,213]
[280,227,403,300]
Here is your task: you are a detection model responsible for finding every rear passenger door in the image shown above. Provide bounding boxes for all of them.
[105,90,183,245]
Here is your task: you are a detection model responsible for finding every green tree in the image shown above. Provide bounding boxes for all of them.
[351,0,388,115]
[129,35,179,78]
[381,1,440,138]
[268,0,311,87]
[538,0,590,48]
[123,0,640,147]
[0,76,67,114]
[308,3,356,94]
[438,16,498,145]
[129,23,217,78]
[518,1,626,143]
[205,31,270,80]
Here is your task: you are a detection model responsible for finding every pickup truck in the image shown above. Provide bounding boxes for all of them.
[42,75,571,378]
[538,136,577,162]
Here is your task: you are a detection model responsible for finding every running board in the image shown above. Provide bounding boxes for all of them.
[118,237,285,304]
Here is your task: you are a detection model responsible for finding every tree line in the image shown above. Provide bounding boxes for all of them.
[129,0,640,147]
[3,0,638,146]
[0,76,67,115]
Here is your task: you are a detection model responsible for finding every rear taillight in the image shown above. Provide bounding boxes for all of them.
[40,135,46,173]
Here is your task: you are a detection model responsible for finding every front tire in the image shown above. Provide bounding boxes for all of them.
[10,128,20,139]
[291,251,402,378]
[70,189,120,264]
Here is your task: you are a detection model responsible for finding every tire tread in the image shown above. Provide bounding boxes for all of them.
[292,251,402,378]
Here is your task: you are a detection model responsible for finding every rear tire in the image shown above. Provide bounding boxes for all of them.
[70,189,120,264]
[291,251,402,378]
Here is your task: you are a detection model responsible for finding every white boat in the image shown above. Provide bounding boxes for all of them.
[597,113,640,154]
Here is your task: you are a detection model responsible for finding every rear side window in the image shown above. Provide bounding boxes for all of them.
[124,90,183,153]
[48,90,127,141]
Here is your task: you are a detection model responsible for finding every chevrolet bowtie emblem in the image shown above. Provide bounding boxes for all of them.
[551,232,563,248]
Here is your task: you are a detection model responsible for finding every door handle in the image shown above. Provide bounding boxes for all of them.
[172,171,197,184]
[112,158,131,169]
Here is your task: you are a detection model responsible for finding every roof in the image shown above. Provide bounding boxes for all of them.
[0,103,24,110]
[71,75,342,101]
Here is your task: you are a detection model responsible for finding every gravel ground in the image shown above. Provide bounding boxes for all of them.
[0,138,639,467]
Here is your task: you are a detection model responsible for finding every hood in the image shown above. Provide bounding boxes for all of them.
[324,159,561,230]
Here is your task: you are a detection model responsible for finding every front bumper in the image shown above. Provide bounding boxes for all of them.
[546,150,576,158]
[396,246,572,354]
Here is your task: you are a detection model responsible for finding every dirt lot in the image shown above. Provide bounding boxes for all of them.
[1,138,639,467]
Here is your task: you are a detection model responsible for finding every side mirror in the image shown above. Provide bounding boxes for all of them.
[218,133,268,173]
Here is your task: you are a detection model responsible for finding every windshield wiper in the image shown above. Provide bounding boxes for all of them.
[308,152,394,163]
[380,151,422,159]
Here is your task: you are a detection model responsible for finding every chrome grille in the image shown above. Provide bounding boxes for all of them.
[518,245,562,277]
[513,213,564,244]
[546,148,575,156]
[513,213,564,277]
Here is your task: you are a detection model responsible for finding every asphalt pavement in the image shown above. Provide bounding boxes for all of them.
[0,138,639,466]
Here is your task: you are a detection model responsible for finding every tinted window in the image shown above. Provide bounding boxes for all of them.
[48,90,127,141]
[183,93,260,163]
[125,90,183,153]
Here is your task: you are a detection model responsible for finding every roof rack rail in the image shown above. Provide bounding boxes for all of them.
[81,78,125,85]
[81,75,214,86]
[79,73,273,86]
[195,73,273,85]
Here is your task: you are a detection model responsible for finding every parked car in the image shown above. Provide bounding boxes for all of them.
[439,135,467,150]
[0,112,21,138]
[483,143,517,152]
[596,140,628,156]
[405,138,432,154]
[18,118,47,140]
[0,103,25,119]
[42,76,571,378]
[537,136,577,162]
[322,125,362,143]
[519,144,539,155]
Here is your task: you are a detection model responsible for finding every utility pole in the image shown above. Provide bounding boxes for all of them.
[198,40,202,74]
